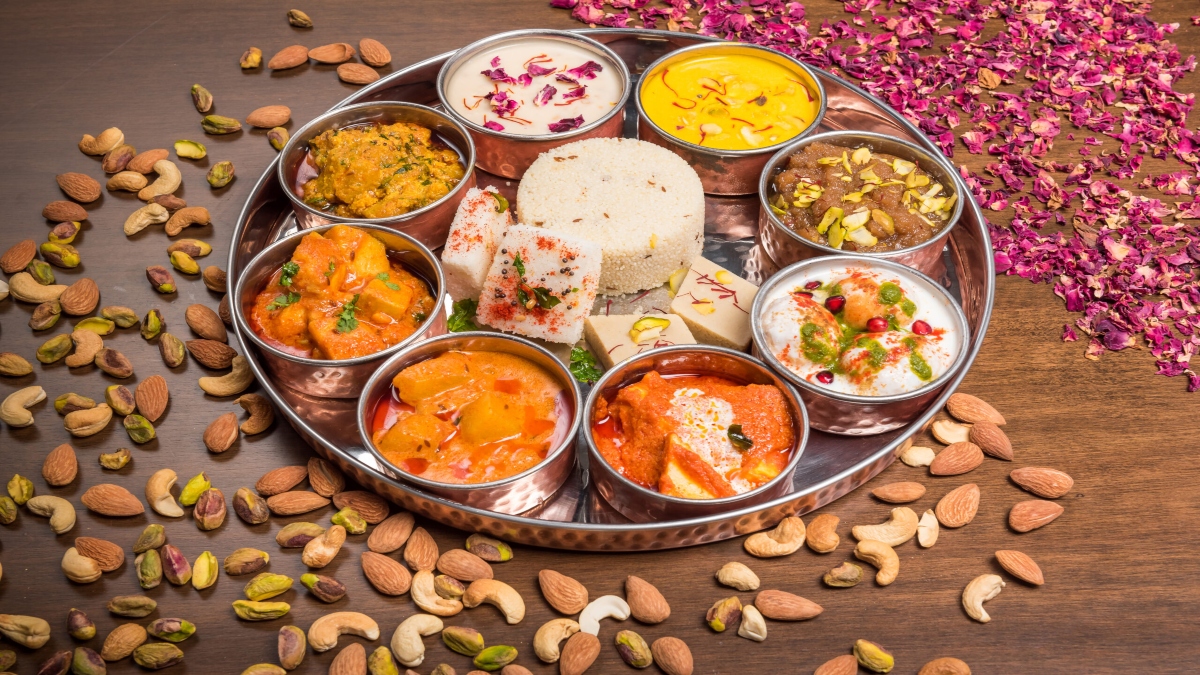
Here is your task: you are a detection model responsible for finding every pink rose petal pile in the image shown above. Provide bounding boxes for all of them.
[553,0,1200,391]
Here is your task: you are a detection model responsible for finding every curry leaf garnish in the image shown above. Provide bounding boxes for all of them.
[280,261,300,287]
[727,424,754,451]
[335,294,360,333]
[569,347,602,384]
[447,298,478,332]
[512,252,526,278]
[531,286,562,309]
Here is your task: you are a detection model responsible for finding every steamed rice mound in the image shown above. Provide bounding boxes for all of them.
[516,137,705,294]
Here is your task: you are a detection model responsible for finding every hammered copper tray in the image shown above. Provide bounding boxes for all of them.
[227,28,995,551]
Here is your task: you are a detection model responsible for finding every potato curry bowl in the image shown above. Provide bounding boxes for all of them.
[234,223,447,399]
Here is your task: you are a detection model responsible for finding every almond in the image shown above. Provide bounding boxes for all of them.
[329,642,365,675]
[367,512,415,553]
[266,490,330,516]
[814,654,859,675]
[402,526,438,571]
[308,456,345,497]
[946,392,1006,425]
[56,172,102,203]
[186,339,237,369]
[81,483,145,516]
[871,481,925,503]
[1,239,37,273]
[75,536,125,571]
[436,548,493,582]
[43,200,88,222]
[995,550,1044,585]
[1009,499,1064,532]
[929,441,983,476]
[1010,467,1074,499]
[127,149,169,174]
[59,278,100,315]
[134,375,169,422]
[969,421,1012,460]
[559,632,600,675]
[185,304,227,342]
[337,63,379,85]
[361,551,413,595]
[919,657,973,675]
[626,575,670,623]
[931,419,972,444]
[358,38,391,67]
[538,569,589,615]
[308,43,355,64]
[246,105,292,129]
[753,589,823,620]
[333,490,389,524]
[42,443,79,486]
[268,44,309,70]
[650,637,693,675]
[101,623,148,661]
[256,465,309,496]
[204,412,240,453]
[935,483,980,528]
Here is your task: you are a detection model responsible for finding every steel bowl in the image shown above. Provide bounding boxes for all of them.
[635,42,826,196]
[750,255,970,435]
[757,130,965,275]
[275,102,477,249]
[584,345,809,523]
[233,224,447,399]
[435,29,631,179]
[357,332,582,515]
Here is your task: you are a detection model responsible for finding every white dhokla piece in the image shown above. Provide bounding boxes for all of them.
[476,225,600,344]
[668,256,759,350]
[583,313,697,369]
[440,186,512,301]
[516,137,705,294]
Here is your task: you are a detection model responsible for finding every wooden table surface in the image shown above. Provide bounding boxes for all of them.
[1,1,1197,673]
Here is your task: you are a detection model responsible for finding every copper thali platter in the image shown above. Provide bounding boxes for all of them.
[227,28,995,551]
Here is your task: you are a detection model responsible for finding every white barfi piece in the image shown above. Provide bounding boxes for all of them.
[584,313,697,369]
[668,256,759,350]
[476,225,600,344]
[440,186,511,301]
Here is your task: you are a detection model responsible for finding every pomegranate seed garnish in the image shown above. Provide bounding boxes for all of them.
[794,291,813,298]
[816,370,834,384]
[804,280,821,290]
[825,295,846,313]
[866,317,888,332]
[912,320,931,335]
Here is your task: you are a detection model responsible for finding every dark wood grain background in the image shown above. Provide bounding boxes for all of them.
[2,1,1198,673]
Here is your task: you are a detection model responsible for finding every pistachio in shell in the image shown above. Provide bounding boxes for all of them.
[134,524,166,553]
[148,618,196,643]
[160,333,186,367]
[442,625,485,656]
[233,486,270,524]
[72,646,105,675]
[161,544,192,585]
[192,550,218,590]
[55,392,96,414]
[175,139,207,160]
[30,300,62,331]
[136,550,163,589]
[105,385,136,415]
[146,266,176,294]
[68,608,96,640]
[133,642,184,670]
[615,630,653,668]
[26,259,56,285]
[107,594,158,618]
[244,572,294,601]
[472,645,517,671]
[286,8,313,27]
[191,84,213,113]
[207,161,235,188]
[278,625,306,669]
[167,239,212,258]
[101,305,139,328]
[232,600,290,621]
[36,333,73,363]
[169,250,200,275]
[201,115,242,135]
[277,521,325,548]
[434,574,466,600]
[94,348,134,378]
[466,534,513,562]
[268,127,289,151]
[141,309,165,339]
[178,472,211,506]
[224,547,270,576]
[99,448,132,470]
[299,573,346,603]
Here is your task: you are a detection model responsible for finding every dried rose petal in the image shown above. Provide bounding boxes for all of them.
[548,115,584,133]
[534,84,557,106]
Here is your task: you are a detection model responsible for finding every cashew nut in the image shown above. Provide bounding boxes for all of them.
[0,278,7,302]
[65,330,103,368]
[917,509,939,548]
[715,562,759,591]
[854,539,900,586]
[237,394,274,434]
[64,403,113,437]
[124,203,169,236]
[137,160,182,201]
[79,127,124,155]
[199,355,254,397]
[738,604,767,642]
[533,618,579,663]
[411,570,463,616]
[0,614,52,648]
[107,171,149,192]
[146,468,184,517]
[577,595,629,636]
[743,516,805,558]
[302,524,346,568]
[27,495,76,534]
[899,445,937,467]
[463,578,526,624]
[851,507,919,547]
[164,206,211,237]
[389,614,443,667]
[805,513,840,553]
[307,611,380,652]
[932,419,972,444]
[7,272,66,303]
[62,546,102,583]
[1,386,46,427]
[962,574,1005,623]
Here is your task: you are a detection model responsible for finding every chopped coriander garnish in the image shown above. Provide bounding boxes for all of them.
[325,260,336,279]
[447,298,478,332]
[280,261,300,287]
[413,311,427,323]
[335,294,360,333]
[568,347,602,384]
[727,424,754,451]
[376,272,389,281]
[266,292,300,310]
[512,252,526,278]
[386,282,401,291]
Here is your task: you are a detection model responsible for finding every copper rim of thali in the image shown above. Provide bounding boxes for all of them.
[232,223,448,369]
[634,41,829,158]
[757,129,965,259]
[582,344,810,510]
[750,254,971,405]
[355,331,584,496]
[274,101,477,228]
[434,28,632,142]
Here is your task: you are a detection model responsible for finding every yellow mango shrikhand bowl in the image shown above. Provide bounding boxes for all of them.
[636,42,826,195]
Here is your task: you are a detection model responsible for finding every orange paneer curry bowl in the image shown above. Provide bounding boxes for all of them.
[584,344,809,522]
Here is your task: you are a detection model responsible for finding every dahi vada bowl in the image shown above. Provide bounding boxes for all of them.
[357,332,582,515]
[584,345,808,522]
[751,256,969,435]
